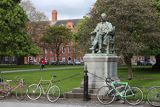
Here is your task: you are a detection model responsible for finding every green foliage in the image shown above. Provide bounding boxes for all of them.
[76,17,92,53]
[94,0,160,56]
[77,0,160,56]
[43,26,71,64]
[155,0,160,11]
[0,0,37,56]
[43,26,71,46]
[76,0,160,79]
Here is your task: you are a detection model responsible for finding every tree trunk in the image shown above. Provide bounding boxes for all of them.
[152,54,160,70]
[16,56,24,65]
[123,53,133,80]
[56,49,60,65]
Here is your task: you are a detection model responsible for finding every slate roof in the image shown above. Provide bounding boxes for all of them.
[54,19,81,26]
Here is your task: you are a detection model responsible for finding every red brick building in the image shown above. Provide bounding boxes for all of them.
[25,10,83,65]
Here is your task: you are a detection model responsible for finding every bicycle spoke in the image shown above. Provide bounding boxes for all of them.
[47,85,60,102]
[16,85,26,100]
[0,84,7,100]
[147,87,160,107]
[26,84,41,100]
[97,86,115,104]
[125,87,143,105]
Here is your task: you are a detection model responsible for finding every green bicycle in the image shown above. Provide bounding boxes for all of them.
[96,78,143,105]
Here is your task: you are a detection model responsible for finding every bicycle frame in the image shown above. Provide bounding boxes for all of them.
[0,79,24,96]
[110,81,133,98]
[36,76,54,95]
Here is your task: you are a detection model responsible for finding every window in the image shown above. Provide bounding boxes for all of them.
[62,47,65,54]
[51,48,54,54]
[74,48,77,52]
[4,56,9,61]
[45,48,48,54]
[62,57,65,62]
[68,47,71,53]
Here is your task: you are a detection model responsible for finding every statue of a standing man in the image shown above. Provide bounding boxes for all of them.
[90,13,113,53]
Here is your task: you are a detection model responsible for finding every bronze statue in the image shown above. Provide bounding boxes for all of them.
[90,13,115,54]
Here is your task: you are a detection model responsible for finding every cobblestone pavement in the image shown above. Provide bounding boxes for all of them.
[0,97,152,107]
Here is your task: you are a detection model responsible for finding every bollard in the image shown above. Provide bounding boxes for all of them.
[83,64,89,101]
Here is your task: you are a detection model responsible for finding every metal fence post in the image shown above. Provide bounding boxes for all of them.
[83,64,89,101]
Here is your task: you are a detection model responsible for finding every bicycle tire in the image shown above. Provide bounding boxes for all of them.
[96,86,115,105]
[0,90,6,100]
[47,85,60,102]
[15,85,26,100]
[125,87,143,105]
[0,83,7,100]
[26,84,41,100]
[147,86,160,107]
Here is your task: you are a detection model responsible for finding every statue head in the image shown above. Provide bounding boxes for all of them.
[101,13,107,22]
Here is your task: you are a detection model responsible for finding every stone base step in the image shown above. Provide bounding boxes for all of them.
[64,91,97,99]
[71,88,98,94]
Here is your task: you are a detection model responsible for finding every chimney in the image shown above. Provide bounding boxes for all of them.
[52,10,57,22]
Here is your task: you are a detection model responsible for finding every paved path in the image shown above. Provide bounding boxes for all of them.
[1,66,83,74]
[0,98,152,107]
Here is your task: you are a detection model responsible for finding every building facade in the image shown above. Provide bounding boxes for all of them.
[25,10,83,65]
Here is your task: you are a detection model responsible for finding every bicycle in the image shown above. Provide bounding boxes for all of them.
[147,86,160,107]
[96,78,143,105]
[0,76,25,100]
[26,74,60,102]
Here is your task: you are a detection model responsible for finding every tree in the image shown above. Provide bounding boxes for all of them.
[20,0,48,21]
[155,0,160,12]
[42,26,72,65]
[20,0,49,47]
[77,0,160,79]
[0,0,38,64]
[76,16,92,54]
[149,0,160,70]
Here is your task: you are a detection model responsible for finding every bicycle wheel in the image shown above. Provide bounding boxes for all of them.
[16,85,26,100]
[0,84,6,100]
[125,87,143,105]
[47,85,60,102]
[147,86,160,107]
[26,84,41,100]
[96,86,115,105]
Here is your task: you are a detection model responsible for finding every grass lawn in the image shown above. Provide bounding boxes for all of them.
[118,66,160,100]
[0,64,81,71]
[0,65,160,99]
[1,68,83,95]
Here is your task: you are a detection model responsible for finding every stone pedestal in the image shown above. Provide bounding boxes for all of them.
[82,54,119,89]
[64,54,119,99]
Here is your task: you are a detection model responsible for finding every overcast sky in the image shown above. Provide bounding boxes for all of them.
[30,0,97,20]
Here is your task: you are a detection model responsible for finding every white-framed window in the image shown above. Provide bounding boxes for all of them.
[62,47,65,54]
[4,56,9,61]
[62,57,65,63]
[51,48,54,54]
[68,47,71,53]
[12,56,16,62]
[45,48,48,54]
[74,48,78,52]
